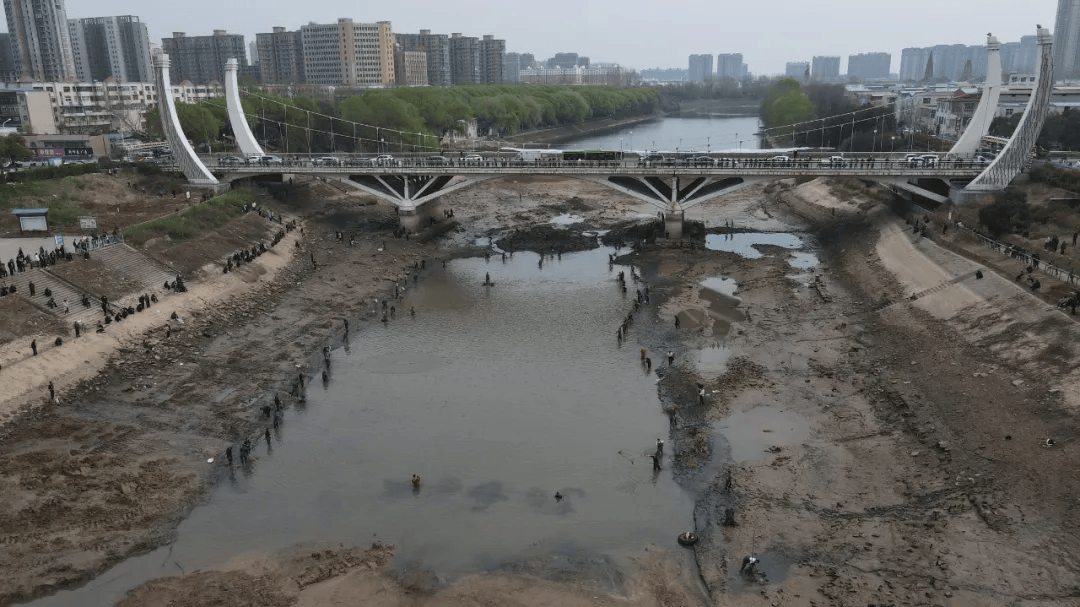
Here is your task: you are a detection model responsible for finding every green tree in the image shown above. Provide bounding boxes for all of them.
[978,190,1031,237]
[0,134,33,167]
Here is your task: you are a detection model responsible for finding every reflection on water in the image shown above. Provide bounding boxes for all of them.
[704,233,804,259]
[29,248,694,607]
[565,116,762,153]
[694,342,732,373]
[788,251,819,269]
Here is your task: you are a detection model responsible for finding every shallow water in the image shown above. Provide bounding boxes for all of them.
[28,248,695,607]
[704,233,804,259]
[716,406,811,463]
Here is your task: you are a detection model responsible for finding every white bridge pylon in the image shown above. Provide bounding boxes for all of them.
[225,58,264,158]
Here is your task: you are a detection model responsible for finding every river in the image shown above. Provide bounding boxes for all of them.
[563,115,762,154]
[27,114,770,607]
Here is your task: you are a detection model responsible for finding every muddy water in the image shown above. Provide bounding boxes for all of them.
[29,248,695,607]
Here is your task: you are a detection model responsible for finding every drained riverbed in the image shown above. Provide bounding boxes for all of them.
[30,247,696,606]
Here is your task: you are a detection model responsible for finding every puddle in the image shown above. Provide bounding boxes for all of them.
[728,552,795,593]
[788,251,819,269]
[698,277,745,334]
[475,237,492,247]
[716,406,810,462]
[550,214,584,225]
[704,233,803,259]
[694,342,731,373]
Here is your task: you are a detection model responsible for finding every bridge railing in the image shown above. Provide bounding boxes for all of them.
[196,153,987,177]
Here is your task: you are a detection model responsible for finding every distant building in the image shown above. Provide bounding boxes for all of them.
[396,30,451,86]
[688,54,713,81]
[248,41,259,65]
[479,35,505,84]
[394,46,428,86]
[785,61,810,81]
[899,44,986,81]
[449,33,480,84]
[1055,0,1080,80]
[519,53,536,69]
[162,30,248,85]
[256,27,305,85]
[716,53,746,80]
[551,52,579,69]
[518,64,627,86]
[299,19,395,87]
[68,16,153,83]
[503,52,521,83]
[4,0,77,81]
[847,52,891,80]
[577,57,590,68]
[640,67,689,82]
[811,56,841,81]
[1001,36,1037,75]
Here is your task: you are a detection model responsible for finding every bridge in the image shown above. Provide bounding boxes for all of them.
[152,27,1055,235]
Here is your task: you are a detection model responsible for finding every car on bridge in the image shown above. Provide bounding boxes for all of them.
[313,157,341,167]
[248,155,283,166]
[819,155,845,166]
[219,156,245,166]
[920,154,939,167]
[373,155,396,167]
[426,156,451,165]
[687,156,718,167]
[768,156,792,165]
[462,154,485,164]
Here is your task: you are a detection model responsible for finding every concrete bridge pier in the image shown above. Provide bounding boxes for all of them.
[398,200,446,234]
[664,210,685,240]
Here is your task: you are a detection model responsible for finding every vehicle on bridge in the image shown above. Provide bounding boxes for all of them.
[248,155,283,166]
[463,154,485,164]
[427,155,451,165]
[313,157,341,167]
[220,156,245,166]
[563,150,624,163]
[373,155,396,167]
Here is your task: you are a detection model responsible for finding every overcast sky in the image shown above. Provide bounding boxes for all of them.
[62,0,1057,75]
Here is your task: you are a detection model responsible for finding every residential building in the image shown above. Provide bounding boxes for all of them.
[847,52,891,80]
[1056,0,1080,79]
[479,35,505,84]
[812,56,841,81]
[396,30,450,86]
[551,52,579,69]
[716,53,746,80]
[1001,36,1037,75]
[998,76,1080,116]
[518,64,627,86]
[688,54,713,81]
[899,44,986,81]
[3,0,77,81]
[248,41,259,65]
[503,52,521,83]
[394,46,428,86]
[785,61,810,81]
[299,19,395,87]
[449,33,479,85]
[935,90,981,138]
[162,30,247,85]
[68,16,153,83]
[0,33,17,82]
[519,53,536,69]
[256,27,305,85]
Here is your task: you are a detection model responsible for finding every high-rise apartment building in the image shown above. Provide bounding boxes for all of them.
[688,54,713,81]
[299,19,394,87]
[248,42,259,65]
[396,30,451,86]
[899,44,986,81]
[256,27,305,84]
[0,33,16,81]
[1055,0,1080,79]
[551,52,579,69]
[811,56,841,80]
[519,53,536,69]
[394,46,428,86]
[716,53,746,80]
[847,52,891,80]
[503,52,521,83]
[479,35,505,84]
[785,61,810,81]
[162,30,247,84]
[1001,36,1038,75]
[4,0,76,81]
[68,16,153,83]
[449,33,479,85]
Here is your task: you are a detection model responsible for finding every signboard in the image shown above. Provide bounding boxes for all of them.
[78,216,97,230]
[18,216,46,231]
[35,148,63,158]
[64,148,92,158]
[54,234,64,247]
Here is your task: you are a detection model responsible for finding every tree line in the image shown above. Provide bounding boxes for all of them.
[759,79,897,152]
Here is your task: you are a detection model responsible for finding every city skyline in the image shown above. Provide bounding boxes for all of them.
[46,0,1056,76]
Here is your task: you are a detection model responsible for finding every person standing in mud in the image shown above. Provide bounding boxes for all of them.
[656,439,664,457]
[225,446,233,466]
[48,381,55,402]
[674,316,681,329]
[30,339,37,356]
[649,454,661,471]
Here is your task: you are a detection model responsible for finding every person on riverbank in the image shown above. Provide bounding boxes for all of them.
[48,381,54,402]
[656,439,663,457]
[649,454,661,471]
[667,351,675,365]
[30,339,37,356]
